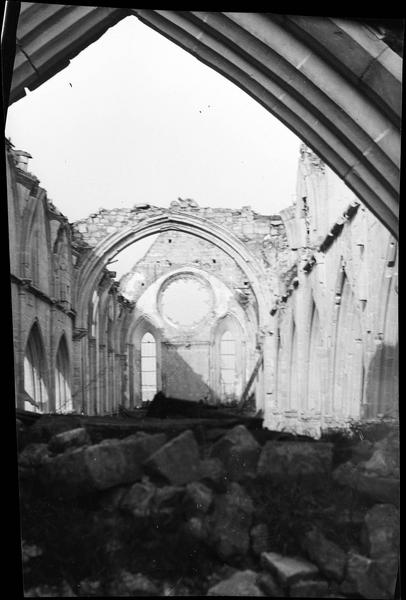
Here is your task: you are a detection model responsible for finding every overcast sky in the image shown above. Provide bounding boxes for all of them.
[6,13,304,278]
[6,14,302,223]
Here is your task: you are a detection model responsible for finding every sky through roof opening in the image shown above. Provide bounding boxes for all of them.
[6,14,301,225]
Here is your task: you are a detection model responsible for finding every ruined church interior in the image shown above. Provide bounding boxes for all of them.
[6,6,400,598]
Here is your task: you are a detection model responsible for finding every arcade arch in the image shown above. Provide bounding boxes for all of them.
[23,322,49,413]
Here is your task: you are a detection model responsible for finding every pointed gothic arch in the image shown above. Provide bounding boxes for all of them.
[332,269,364,420]
[212,313,246,403]
[55,334,72,413]
[23,322,48,412]
[307,301,322,412]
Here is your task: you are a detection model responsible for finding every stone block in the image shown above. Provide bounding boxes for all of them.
[362,446,398,477]
[108,570,159,596]
[256,572,285,597]
[373,553,399,598]
[183,481,213,517]
[333,461,400,505]
[250,523,270,556]
[207,570,264,597]
[27,415,83,443]
[362,503,399,558]
[261,552,319,587]
[198,457,228,490]
[351,439,374,463]
[98,485,129,512]
[39,432,167,496]
[48,427,90,454]
[85,432,167,490]
[183,515,210,543]
[19,443,51,469]
[344,551,390,599]
[151,485,185,524]
[257,442,332,479]
[119,480,156,521]
[210,424,261,481]
[289,579,330,598]
[301,528,347,581]
[209,482,254,560]
[143,430,201,485]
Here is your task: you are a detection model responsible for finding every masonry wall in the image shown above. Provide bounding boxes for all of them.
[271,145,398,436]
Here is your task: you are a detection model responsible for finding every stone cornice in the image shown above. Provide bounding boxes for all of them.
[10,273,75,318]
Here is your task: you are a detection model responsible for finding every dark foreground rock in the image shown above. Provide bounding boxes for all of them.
[19,420,399,598]
[39,432,167,496]
[257,441,333,479]
[207,570,264,596]
[48,427,90,454]
[261,552,319,587]
[209,424,261,482]
[301,527,347,581]
[209,482,254,560]
[143,429,201,485]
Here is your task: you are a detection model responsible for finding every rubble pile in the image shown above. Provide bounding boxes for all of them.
[18,418,399,597]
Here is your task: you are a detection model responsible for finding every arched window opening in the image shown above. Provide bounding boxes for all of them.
[333,274,363,418]
[55,337,72,413]
[308,305,321,411]
[24,324,48,412]
[289,321,299,409]
[220,330,236,400]
[141,332,157,402]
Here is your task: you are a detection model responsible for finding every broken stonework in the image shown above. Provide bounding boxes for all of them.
[19,443,51,470]
[361,434,399,477]
[209,482,254,560]
[39,432,167,496]
[24,581,76,597]
[373,553,399,598]
[48,427,90,454]
[198,457,228,491]
[209,424,261,481]
[151,485,185,525]
[77,579,103,596]
[207,570,264,597]
[108,570,159,596]
[27,415,83,443]
[98,485,128,512]
[119,480,156,523]
[332,461,400,505]
[301,527,347,581]
[289,579,330,598]
[183,515,210,543]
[344,552,390,599]
[261,552,319,587]
[183,481,213,517]
[256,572,285,597]
[250,523,270,556]
[143,430,201,485]
[21,541,43,564]
[351,439,374,464]
[257,442,333,479]
[362,503,399,558]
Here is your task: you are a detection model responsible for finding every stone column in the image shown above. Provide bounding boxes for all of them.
[127,343,134,408]
[88,338,97,415]
[72,328,88,414]
[99,343,107,414]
